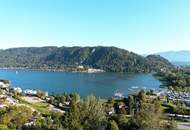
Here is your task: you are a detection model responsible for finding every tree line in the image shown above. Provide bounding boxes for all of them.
[0,91,177,130]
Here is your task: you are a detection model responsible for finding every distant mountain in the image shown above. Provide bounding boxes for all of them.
[0,46,173,72]
[171,61,190,66]
[157,51,190,65]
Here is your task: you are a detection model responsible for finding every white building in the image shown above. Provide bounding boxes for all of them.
[12,87,22,93]
[77,65,84,69]
[64,101,70,105]
[105,107,115,115]
[0,104,7,108]
[44,91,48,97]
[24,121,35,126]
[0,81,9,89]
[24,89,37,95]
[87,68,104,73]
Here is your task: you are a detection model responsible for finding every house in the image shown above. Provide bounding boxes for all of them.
[44,91,48,97]
[24,89,37,95]
[24,121,35,126]
[64,101,70,105]
[77,65,84,69]
[105,107,115,115]
[0,104,7,108]
[0,82,7,88]
[87,68,104,73]
[0,80,10,89]
[59,103,63,107]
[45,96,55,102]
[11,87,22,93]
[119,103,125,109]
[153,89,167,97]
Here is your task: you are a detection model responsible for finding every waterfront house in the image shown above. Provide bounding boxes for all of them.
[0,82,7,89]
[77,65,84,69]
[24,89,37,95]
[87,68,104,73]
[44,91,48,97]
[11,87,22,94]
[0,80,10,90]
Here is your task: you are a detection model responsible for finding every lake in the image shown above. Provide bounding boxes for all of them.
[0,69,161,98]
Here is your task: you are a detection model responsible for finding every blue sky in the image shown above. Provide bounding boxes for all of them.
[0,0,190,54]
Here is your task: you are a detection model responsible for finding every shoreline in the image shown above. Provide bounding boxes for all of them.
[0,67,155,75]
[0,67,105,73]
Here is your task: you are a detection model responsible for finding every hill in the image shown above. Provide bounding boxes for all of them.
[0,46,173,72]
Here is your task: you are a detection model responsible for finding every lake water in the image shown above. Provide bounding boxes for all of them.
[0,69,161,98]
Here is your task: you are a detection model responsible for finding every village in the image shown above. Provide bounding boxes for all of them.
[0,79,67,126]
[1,78,190,129]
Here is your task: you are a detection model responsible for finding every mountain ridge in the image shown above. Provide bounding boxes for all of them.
[0,46,173,72]
[156,50,190,65]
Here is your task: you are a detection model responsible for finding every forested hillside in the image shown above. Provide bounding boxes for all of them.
[0,46,174,72]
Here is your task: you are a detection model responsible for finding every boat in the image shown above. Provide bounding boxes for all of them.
[131,86,139,89]
[114,90,124,98]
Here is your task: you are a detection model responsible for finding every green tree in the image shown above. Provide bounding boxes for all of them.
[127,99,165,130]
[63,102,82,130]
[128,95,134,115]
[0,89,2,95]
[117,114,128,130]
[0,124,8,130]
[107,120,119,130]
[71,93,80,103]
[0,106,33,129]
[175,102,186,115]
[166,119,177,130]
[81,95,107,130]
[137,90,146,103]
